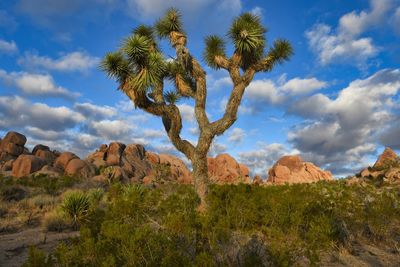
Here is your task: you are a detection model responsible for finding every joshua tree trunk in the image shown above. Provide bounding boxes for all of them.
[192,152,209,210]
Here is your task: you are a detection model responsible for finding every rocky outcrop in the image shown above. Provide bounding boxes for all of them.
[253,175,263,185]
[267,155,333,184]
[0,131,256,186]
[373,147,398,169]
[12,155,46,178]
[356,148,400,184]
[208,154,251,184]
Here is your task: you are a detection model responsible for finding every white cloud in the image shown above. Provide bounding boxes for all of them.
[0,95,85,131]
[305,0,395,66]
[288,69,400,175]
[281,77,327,95]
[227,127,245,143]
[88,119,136,141]
[177,103,195,123]
[0,39,18,54]
[18,51,99,72]
[0,70,78,99]
[74,102,117,118]
[245,79,284,104]
[245,76,326,104]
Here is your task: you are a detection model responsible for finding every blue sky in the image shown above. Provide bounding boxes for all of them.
[0,0,399,177]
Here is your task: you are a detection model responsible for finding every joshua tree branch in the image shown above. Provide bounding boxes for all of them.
[123,83,195,160]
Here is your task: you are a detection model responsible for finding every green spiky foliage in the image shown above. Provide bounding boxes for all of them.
[61,191,90,229]
[100,52,130,84]
[203,35,226,69]
[155,8,183,38]
[228,13,266,70]
[164,90,181,104]
[265,39,293,70]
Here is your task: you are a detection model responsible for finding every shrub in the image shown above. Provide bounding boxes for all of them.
[61,191,90,229]
[43,210,71,232]
[1,185,27,201]
[22,246,53,267]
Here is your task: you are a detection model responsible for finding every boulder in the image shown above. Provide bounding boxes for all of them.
[208,154,250,184]
[1,159,14,172]
[65,158,96,178]
[253,175,263,185]
[33,165,62,178]
[1,131,27,146]
[121,144,151,179]
[35,149,56,164]
[373,147,398,169]
[104,142,126,166]
[11,155,46,178]
[86,151,107,168]
[31,144,50,155]
[267,155,333,184]
[54,152,79,170]
[159,154,192,184]
[102,166,129,183]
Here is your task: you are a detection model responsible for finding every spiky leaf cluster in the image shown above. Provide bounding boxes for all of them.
[164,90,181,104]
[228,13,266,69]
[262,39,293,72]
[203,35,226,69]
[155,8,183,38]
[100,52,130,84]
[166,60,196,91]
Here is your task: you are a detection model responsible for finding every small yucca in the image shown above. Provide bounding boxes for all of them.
[61,191,90,229]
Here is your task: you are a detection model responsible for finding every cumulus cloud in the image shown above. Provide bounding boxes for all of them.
[238,143,295,176]
[0,70,78,99]
[18,51,99,72]
[305,0,395,66]
[177,103,195,123]
[288,69,400,175]
[245,76,327,105]
[0,39,18,54]
[227,127,245,143]
[74,102,117,119]
[0,95,85,131]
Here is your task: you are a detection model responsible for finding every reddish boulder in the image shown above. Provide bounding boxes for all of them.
[12,155,46,178]
[54,152,79,170]
[159,154,192,184]
[65,158,96,178]
[31,144,50,155]
[373,147,398,169]
[121,144,151,179]
[267,155,333,184]
[1,131,26,146]
[1,159,14,172]
[104,142,126,166]
[208,154,250,184]
[35,149,56,164]
[253,175,263,185]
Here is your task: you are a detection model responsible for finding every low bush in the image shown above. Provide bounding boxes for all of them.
[43,210,71,232]
[1,185,27,201]
[60,191,90,229]
[25,182,400,266]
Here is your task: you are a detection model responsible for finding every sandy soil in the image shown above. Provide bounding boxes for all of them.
[0,227,78,267]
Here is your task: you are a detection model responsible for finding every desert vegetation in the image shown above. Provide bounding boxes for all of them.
[14,176,400,266]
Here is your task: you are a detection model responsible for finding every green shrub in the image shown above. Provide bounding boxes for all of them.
[61,191,90,229]
[22,246,53,267]
[25,182,400,266]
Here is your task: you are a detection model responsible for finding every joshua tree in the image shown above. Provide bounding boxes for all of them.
[101,8,292,209]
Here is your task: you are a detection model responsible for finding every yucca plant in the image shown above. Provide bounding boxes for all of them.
[61,191,90,229]
[101,8,293,210]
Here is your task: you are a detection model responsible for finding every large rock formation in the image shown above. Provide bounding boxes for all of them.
[0,131,253,186]
[356,147,400,184]
[208,154,251,184]
[373,147,399,169]
[267,155,333,184]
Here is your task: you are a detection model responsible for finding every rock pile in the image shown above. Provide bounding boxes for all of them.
[267,155,333,184]
[0,131,253,185]
[356,147,400,184]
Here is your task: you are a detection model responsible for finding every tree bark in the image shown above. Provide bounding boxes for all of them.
[191,152,209,211]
